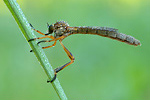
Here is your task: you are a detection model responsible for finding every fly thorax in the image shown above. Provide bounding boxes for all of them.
[53,21,70,38]
[54,27,68,38]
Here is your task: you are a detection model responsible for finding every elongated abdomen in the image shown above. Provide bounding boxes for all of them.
[69,26,141,46]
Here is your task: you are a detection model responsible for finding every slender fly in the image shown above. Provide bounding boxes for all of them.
[28,21,141,82]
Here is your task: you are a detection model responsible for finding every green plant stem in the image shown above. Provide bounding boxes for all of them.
[3,0,67,99]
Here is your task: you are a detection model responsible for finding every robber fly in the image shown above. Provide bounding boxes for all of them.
[28,21,141,82]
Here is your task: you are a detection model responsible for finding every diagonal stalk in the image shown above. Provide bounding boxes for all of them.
[3,0,67,99]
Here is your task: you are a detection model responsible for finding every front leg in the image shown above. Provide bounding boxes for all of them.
[30,23,46,35]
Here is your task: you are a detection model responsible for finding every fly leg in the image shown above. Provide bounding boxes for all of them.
[47,39,75,83]
[37,36,65,44]
[28,35,54,42]
[28,23,55,42]
[28,23,55,51]
[28,35,55,52]
[30,23,48,35]
[42,40,57,49]
[37,36,66,49]
[29,36,65,50]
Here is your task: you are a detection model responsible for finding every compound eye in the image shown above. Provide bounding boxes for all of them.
[48,24,54,34]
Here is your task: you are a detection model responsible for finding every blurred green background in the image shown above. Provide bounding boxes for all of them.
[0,0,149,100]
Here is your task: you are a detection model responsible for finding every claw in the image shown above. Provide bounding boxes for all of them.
[29,23,35,29]
[37,40,47,44]
[28,38,35,42]
[47,23,49,28]
[45,33,50,35]
[30,50,33,52]
[47,79,50,83]
[47,70,57,83]
[47,74,57,83]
